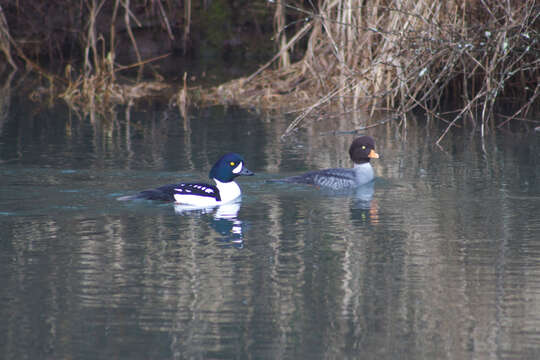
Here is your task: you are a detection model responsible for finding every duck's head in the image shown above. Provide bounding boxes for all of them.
[209,153,254,182]
[349,136,379,164]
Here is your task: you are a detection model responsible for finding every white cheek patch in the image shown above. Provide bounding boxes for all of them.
[232,162,243,174]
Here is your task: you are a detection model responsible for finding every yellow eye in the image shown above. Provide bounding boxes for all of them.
[230,162,235,166]
[362,145,366,150]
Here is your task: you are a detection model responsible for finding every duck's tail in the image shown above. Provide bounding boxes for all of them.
[116,194,140,201]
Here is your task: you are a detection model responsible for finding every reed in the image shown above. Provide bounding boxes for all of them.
[2,0,174,115]
[60,0,174,114]
[2,0,538,140]
[0,5,17,69]
[208,0,539,140]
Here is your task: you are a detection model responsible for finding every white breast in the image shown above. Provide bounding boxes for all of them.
[214,179,241,203]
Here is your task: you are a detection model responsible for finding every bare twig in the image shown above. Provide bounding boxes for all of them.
[0,5,17,69]
[246,21,312,84]
[122,0,143,79]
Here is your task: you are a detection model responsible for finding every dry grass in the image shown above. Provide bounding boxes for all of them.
[59,0,172,114]
[2,0,538,144]
[2,0,174,115]
[203,0,540,141]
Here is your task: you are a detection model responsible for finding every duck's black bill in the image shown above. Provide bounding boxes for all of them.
[239,167,254,176]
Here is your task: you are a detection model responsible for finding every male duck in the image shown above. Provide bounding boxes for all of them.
[270,135,379,190]
[119,153,254,206]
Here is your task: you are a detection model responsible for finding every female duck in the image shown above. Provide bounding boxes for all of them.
[270,136,379,190]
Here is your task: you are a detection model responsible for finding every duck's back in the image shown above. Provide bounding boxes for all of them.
[270,163,374,190]
[273,168,355,190]
[118,183,220,202]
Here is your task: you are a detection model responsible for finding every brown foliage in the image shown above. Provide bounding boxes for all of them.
[208,0,540,140]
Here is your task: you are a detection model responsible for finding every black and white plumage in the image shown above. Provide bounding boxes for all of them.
[118,153,254,207]
[129,183,221,202]
[173,183,222,201]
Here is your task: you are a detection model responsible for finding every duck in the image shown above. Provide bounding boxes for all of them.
[269,135,379,190]
[118,153,254,206]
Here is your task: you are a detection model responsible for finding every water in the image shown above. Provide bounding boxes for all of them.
[1,96,540,359]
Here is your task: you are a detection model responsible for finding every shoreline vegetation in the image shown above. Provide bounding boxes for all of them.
[0,0,539,144]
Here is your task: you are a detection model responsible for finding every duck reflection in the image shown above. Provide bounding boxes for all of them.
[314,179,377,224]
[351,180,375,208]
[174,201,245,248]
[349,181,379,225]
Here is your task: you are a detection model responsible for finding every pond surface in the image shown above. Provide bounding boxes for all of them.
[1,95,540,360]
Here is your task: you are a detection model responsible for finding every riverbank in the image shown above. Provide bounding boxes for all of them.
[1,0,539,142]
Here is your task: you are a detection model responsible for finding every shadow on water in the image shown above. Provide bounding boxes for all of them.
[1,85,540,359]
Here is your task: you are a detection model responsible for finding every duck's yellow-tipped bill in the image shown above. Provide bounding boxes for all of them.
[368,149,379,159]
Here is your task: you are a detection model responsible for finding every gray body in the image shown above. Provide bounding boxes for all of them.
[274,163,374,190]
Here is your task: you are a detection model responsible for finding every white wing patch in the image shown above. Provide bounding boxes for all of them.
[174,184,215,195]
[232,162,243,174]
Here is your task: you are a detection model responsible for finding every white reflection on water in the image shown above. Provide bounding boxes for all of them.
[175,200,245,248]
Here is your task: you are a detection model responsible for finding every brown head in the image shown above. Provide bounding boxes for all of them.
[348,136,379,164]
